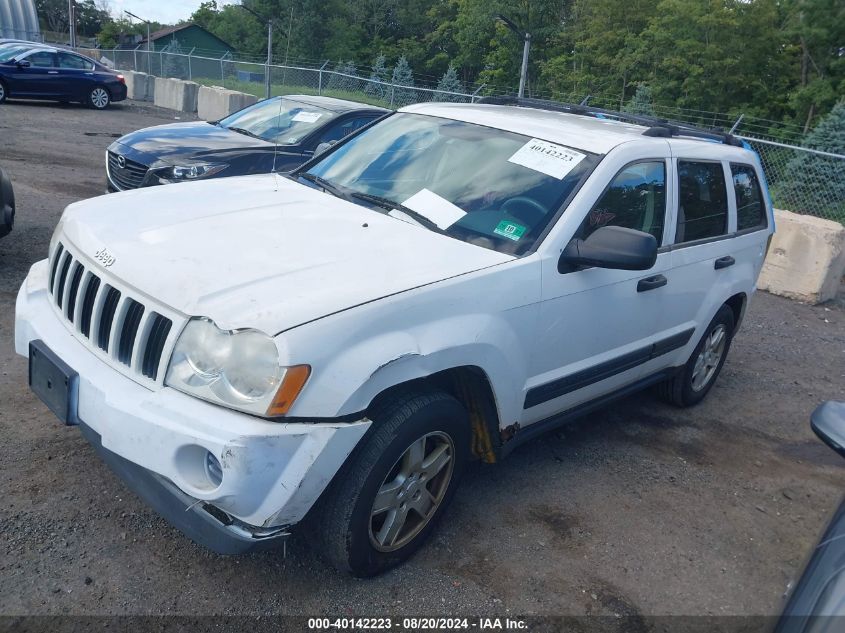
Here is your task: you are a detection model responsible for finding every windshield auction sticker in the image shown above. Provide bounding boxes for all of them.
[507,139,586,180]
[402,188,467,229]
[493,220,527,241]
[292,111,323,123]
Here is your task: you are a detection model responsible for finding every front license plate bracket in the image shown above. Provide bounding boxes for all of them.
[29,339,79,426]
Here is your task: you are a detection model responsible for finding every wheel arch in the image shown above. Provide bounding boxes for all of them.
[724,292,747,333]
[365,366,503,463]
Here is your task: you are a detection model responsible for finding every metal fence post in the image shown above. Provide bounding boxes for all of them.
[188,47,195,81]
[318,60,329,95]
[470,84,486,103]
[389,85,395,108]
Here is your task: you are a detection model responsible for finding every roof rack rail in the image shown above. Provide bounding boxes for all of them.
[477,96,744,147]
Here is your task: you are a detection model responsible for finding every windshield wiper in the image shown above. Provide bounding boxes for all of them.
[349,191,447,235]
[297,172,352,201]
[227,126,263,140]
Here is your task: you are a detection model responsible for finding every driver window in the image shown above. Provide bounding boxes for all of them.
[578,161,666,244]
[26,51,57,68]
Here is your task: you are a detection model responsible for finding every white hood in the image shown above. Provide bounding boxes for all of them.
[59,174,512,334]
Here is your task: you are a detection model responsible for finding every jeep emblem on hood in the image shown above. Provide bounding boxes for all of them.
[94,247,116,267]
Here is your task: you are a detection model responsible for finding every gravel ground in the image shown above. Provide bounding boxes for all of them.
[1,100,844,620]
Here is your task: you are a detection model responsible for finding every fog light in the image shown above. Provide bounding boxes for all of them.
[204,451,223,488]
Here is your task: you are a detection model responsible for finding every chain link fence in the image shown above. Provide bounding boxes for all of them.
[94,46,845,224]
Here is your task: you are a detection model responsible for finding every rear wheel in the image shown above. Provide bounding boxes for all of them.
[307,388,470,577]
[89,86,110,110]
[0,80,7,104]
[656,305,735,407]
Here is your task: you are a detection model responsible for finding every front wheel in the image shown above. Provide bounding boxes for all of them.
[656,305,735,407]
[0,80,7,104]
[307,389,470,577]
[88,86,110,110]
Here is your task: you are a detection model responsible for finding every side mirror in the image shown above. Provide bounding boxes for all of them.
[811,401,845,459]
[314,140,337,156]
[559,226,657,273]
[15,59,31,68]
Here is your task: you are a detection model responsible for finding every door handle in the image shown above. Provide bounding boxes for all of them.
[714,256,735,270]
[637,274,667,292]
[47,70,59,74]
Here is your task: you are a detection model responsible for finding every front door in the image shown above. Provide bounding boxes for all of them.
[524,159,679,425]
[15,51,59,97]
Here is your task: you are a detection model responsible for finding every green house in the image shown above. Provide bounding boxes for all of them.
[143,23,233,57]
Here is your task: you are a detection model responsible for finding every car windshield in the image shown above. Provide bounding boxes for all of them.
[303,113,600,256]
[217,97,336,145]
[0,45,33,62]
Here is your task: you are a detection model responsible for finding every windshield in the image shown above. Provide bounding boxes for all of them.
[0,45,33,62]
[217,97,336,145]
[303,113,599,256]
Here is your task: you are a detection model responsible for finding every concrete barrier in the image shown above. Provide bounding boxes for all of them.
[197,86,258,121]
[124,71,154,102]
[154,77,199,113]
[758,209,845,304]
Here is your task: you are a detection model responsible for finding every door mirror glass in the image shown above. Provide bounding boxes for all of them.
[559,225,657,272]
[15,59,30,68]
[811,401,845,459]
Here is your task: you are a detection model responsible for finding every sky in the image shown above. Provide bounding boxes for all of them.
[111,0,232,26]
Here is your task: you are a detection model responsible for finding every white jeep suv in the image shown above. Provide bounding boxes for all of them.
[15,99,774,576]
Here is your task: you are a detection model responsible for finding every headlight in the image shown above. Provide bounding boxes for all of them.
[165,317,310,417]
[157,163,227,182]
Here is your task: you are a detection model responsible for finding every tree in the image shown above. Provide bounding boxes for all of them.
[436,64,464,101]
[365,54,389,99]
[162,38,189,80]
[390,55,415,106]
[623,84,654,116]
[777,101,845,220]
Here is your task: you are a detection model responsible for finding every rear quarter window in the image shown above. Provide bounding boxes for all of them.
[730,163,767,231]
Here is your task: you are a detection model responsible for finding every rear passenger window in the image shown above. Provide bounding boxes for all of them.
[731,164,766,231]
[59,53,92,70]
[579,161,666,243]
[676,161,728,243]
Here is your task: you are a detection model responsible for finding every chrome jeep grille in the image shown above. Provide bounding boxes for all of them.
[48,242,175,383]
[107,151,148,190]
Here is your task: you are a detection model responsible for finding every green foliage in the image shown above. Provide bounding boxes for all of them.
[623,84,654,116]
[436,64,464,99]
[365,54,389,98]
[390,55,416,107]
[776,101,845,219]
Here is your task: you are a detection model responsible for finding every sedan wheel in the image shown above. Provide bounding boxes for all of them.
[89,87,110,110]
[0,81,7,104]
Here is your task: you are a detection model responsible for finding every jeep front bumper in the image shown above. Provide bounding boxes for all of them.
[15,259,371,554]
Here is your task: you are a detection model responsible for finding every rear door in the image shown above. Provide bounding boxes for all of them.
[661,155,740,367]
[57,52,95,100]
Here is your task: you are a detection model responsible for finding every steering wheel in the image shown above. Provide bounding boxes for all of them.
[501,196,548,225]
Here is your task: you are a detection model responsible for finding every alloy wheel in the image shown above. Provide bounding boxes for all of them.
[369,431,455,552]
[691,324,727,391]
[91,87,109,109]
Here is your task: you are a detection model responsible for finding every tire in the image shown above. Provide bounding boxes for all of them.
[88,86,110,110]
[656,304,735,407]
[0,80,7,104]
[307,388,470,577]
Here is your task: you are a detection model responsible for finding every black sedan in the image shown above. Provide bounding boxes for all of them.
[105,94,388,191]
[0,44,126,109]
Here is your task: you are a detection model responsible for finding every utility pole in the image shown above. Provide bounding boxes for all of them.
[125,11,152,76]
[238,3,280,100]
[67,0,76,48]
[495,14,531,98]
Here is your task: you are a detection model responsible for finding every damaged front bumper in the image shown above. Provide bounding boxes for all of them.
[15,259,371,554]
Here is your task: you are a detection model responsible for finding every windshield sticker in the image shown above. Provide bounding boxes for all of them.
[402,188,466,229]
[493,220,527,241]
[292,111,323,123]
[507,139,586,180]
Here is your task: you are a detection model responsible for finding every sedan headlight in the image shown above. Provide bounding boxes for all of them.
[157,163,227,182]
[165,317,310,417]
